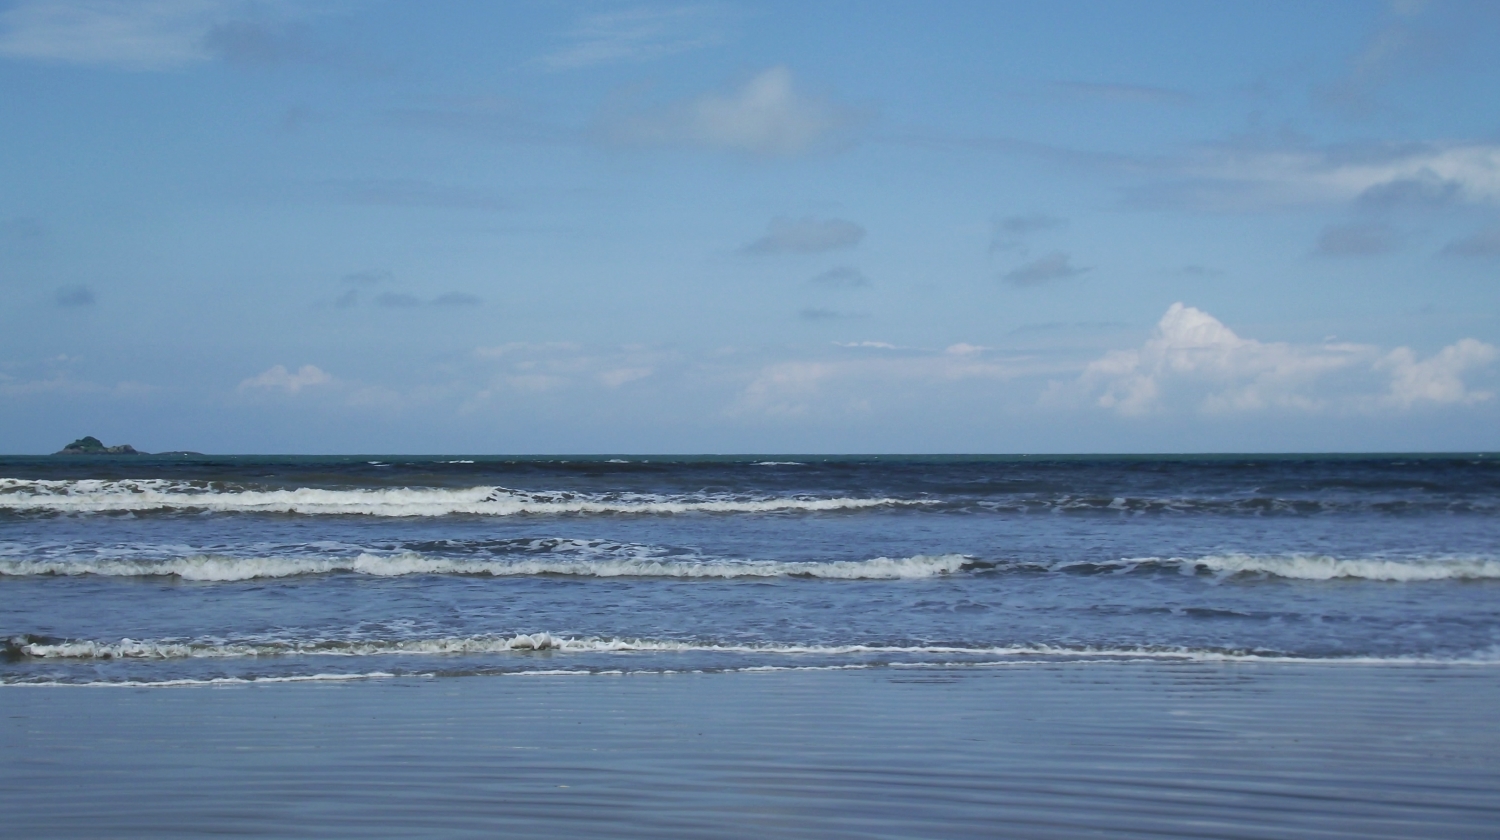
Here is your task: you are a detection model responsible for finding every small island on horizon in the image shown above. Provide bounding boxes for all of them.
[54,436,203,456]
[56,436,142,455]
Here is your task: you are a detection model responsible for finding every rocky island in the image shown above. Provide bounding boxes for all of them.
[56,436,145,455]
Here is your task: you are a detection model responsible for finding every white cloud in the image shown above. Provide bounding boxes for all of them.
[1069,303,1496,415]
[0,0,317,70]
[539,5,727,71]
[834,341,898,349]
[599,367,653,388]
[742,217,864,255]
[605,66,860,156]
[733,348,1040,417]
[1382,339,1497,407]
[1151,143,1500,210]
[467,343,669,404]
[238,364,332,394]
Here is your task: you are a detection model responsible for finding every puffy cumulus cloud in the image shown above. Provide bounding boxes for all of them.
[1315,222,1400,256]
[538,5,727,71]
[604,66,862,156]
[0,0,321,70]
[1002,252,1090,286]
[742,217,864,255]
[1067,303,1497,415]
[1381,339,1498,407]
[238,364,332,395]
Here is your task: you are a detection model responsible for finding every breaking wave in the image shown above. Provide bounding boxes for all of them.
[9,632,1498,666]
[1088,553,1500,581]
[0,551,973,582]
[0,479,917,517]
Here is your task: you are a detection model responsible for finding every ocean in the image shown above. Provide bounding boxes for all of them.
[3,454,1499,837]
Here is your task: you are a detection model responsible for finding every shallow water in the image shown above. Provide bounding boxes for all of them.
[4,665,1498,839]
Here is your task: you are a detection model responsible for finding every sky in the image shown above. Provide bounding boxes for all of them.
[2,0,1499,454]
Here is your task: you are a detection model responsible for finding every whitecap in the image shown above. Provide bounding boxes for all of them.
[0,478,920,517]
[0,551,974,582]
[1113,553,1500,582]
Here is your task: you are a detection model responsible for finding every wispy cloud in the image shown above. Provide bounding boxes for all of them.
[731,346,1042,418]
[742,217,864,255]
[990,213,1064,253]
[1316,5,1445,117]
[808,266,870,288]
[539,4,728,71]
[372,291,482,309]
[1002,252,1089,286]
[467,343,669,403]
[342,269,391,286]
[1130,142,1500,211]
[602,66,864,156]
[376,293,422,308]
[1050,80,1192,106]
[0,0,329,70]
[238,364,332,394]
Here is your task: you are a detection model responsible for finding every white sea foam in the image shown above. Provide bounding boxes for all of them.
[4,672,402,688]
[0,551,972,581]
[0,478,915,517]
[1112,553,1500,581]
[15,633,1499,665]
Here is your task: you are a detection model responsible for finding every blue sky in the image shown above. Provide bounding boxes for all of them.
[2,0,1499,453]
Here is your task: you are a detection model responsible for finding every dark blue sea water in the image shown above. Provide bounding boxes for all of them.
[4,454,1499,686]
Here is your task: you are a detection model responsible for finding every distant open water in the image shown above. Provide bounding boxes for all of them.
[3,454,1499,686]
